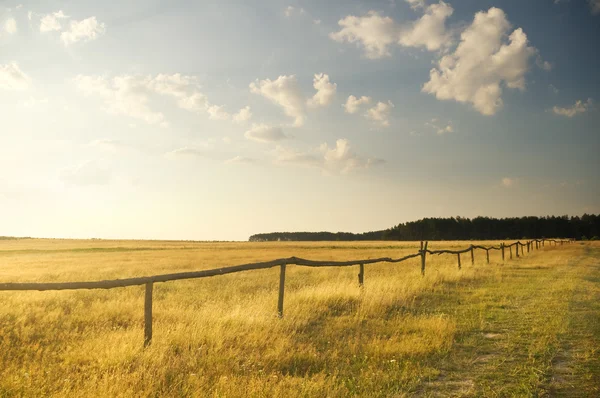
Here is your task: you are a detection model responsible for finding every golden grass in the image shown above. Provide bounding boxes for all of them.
[0,239,598,397]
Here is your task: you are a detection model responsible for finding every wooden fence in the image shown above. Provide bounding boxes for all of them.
[0,238,574,347]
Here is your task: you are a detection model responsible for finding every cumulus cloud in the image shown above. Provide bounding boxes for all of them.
[422,8,537,115]
[0,62,31,90]
[74,73,239,126]
[4,18,17,34]
[40,10,68,32]
[399,1,454,51]
[61,17,106,46]
[366,101,394,126]
[552,99,593,117]
[329,11,399,59]
[250,75,306,126]
[307,73,337,108]
[244,124,288,143]
[74,75,167,125]
[343,95,372,114]
[233,106,252,123]
[329,2,453,58]
[207,104,231,121]
[274,139,384,175]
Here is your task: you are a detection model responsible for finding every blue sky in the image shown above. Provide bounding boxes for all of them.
[0,0,598,240]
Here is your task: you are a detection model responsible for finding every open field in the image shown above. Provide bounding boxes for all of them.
[0,239,599,397]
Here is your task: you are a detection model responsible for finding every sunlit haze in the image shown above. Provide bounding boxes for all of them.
[1,0,599,241]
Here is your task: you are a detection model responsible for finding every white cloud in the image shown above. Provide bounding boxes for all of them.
[330,3,453,58]
[329,11,399,59]
[307,73,337,108]
[425,118,454,134]
[549,84,559,94]
[399,1,454,51]
[178,92,208,113]
[74,73,237,125]
[207,104,231,121]
[233,106,252,123]
[321,139,384,174]
[422,7,537,115]
[60,160,111,186]
[28,11,33,21]
[536,56,552,71]
[501,177,515,187]
[274,145,320,168]
[244,124,288,143]
[590,0,600,15]
[40,10,68,32]
[0,62,31,90]
[406,0,426,10]
[366,101,394,126]
[61,17,106,46]
[552,99,593,117]
[74,75,167,125]
[4,18,17,34]
[343,95,372,114]
[250,75,306,126]
[274,139,384,174]
[225,156,257,165]
[284,6,306,18]
[165,147,206,158]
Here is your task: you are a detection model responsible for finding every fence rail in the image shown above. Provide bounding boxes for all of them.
[0,238,574,346]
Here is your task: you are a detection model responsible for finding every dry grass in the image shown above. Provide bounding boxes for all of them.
[0,239,598,397]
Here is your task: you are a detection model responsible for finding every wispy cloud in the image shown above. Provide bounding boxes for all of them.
[552,98,593,117]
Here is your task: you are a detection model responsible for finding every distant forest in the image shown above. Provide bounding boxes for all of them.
[248,215,600,242]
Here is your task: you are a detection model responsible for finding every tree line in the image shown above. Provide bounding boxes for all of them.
[248,214,600,242]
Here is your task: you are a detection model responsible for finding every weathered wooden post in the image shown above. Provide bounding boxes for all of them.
[144,282,153,347]
[470,245,475,265]
[527,242,530,253]
[516,243,520,258]
[420,241,428,276]
[486,249,490,264]
[457,253,462,270]
[278,263,286,318]
[358,263,364,286]
[501,243,505,262]
[509,245,513,259]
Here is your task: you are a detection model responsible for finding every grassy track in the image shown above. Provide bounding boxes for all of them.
[0,240,598,397]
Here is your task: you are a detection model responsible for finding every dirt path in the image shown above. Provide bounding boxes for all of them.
[417,244,600,397]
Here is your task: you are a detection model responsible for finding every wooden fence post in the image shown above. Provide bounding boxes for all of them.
[420,241,428,276]
[144,282,153,347]
[486,249,490,264]
[501,243,505,262]
[527,242,530,253]
[510,245,513,259]
[457,253,461,270]
[470,245,475,265]
[516,243,520,258]
[358,263,364,286]
[278,263,286,318]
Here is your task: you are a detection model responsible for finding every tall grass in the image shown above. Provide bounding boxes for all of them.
[0,240,596,397]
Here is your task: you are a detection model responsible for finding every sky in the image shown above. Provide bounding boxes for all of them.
[0,0,599,241]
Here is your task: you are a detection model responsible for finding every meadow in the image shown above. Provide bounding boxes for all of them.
[0,239,598,397]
